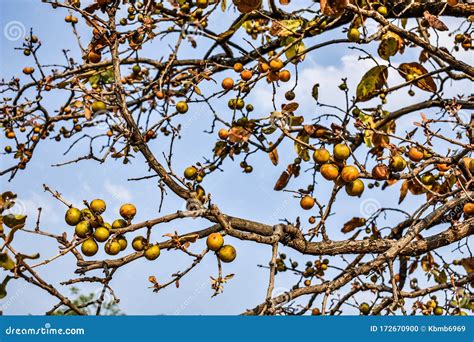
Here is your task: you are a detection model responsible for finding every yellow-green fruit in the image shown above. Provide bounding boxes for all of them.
[117,235,127,250]
[347,28,360,42]
[104,222,111,230]
[89,215,104,228]
[112,219,128,229]
[184,166,198,180]
[65,208,82,226]
[345,179,364,197]
[359,302,370,315]
[340,165,359,183]
[196,0,208,9]
[90,199,106,214]
[313,148,330,164]
[119,203,137,220]
[144,244,161,260]
[320,163,339,181]
[91,101,106,113]
[217,245,236,263]
[81,238,98,257]
[176,101,188,114]
[333,143,350,161]
[93,227,110,242]
[469,159,474,173]
[75,221,91,238]
[81,208,93,220]
[377,6,388,16]
[433,306,443,316]
[105,240,121,255]
[420,173,435,186]
[390,155,407,172]
[132,236,147,251]
[206,233,224,251]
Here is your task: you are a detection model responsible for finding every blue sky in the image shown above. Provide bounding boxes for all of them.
[0,1,472,315]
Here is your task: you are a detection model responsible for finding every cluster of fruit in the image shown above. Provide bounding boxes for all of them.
[206,233,236,263]
[300,143,363,210]
[64,200,161,260]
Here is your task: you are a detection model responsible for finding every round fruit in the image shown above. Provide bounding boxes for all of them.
[89,215,104,228]
[340,165,359,183]
[333,143,350,161]
[233,63,243,72]
[105,239,121,255]
[132,236,147,251]
[279,70,291,82]
[359,302,370,315]
[176,101,188,114]
[240,69,253,81]
[377,6,388,16]
[117,235,127,250]
[23,67,34,75]
[420,173,435,186]
[217,245,236,263]
[144,244,161,260]
[65,208,82,226]
[269,59,283,71]
[75,221,91,238]
[206,233,224,251]
[347,28,360,42]
[313,148,330,164]
[81,238,98,257]
[196,0,208,8]
[311,308,321,315]
[389,155,407,172]
[112,219,128,229]
[218,128,229,140]
[91,101,106,113]
[93,227,110,242]
[88,50,102,63]
[90,199,106,214]
[407,147,424,162]
[464,203,474,216]
[320,163,339,181]
[81,208,93,220]
[119,203,137,220]
[184,166,198,180]
[221,77,234,90]
[372,164,389,180]
[345,179,364,197]
[300,196,315,210]
[436,163,450,172]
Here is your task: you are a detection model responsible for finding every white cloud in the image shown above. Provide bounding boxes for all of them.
[104,180,132,202]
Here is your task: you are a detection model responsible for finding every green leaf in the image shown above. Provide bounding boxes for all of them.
[356,65,388,102]
[0,276,13,299]
[378,32,400,60]
[0,253,15,271]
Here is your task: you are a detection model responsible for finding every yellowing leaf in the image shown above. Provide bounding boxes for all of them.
[294,131,310,161]
[398,63,437,93]
[356,66,388,102]
[341,217,366,233]
[268,143,279,166]
[284,38,306,63]
[378,32,402,60]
